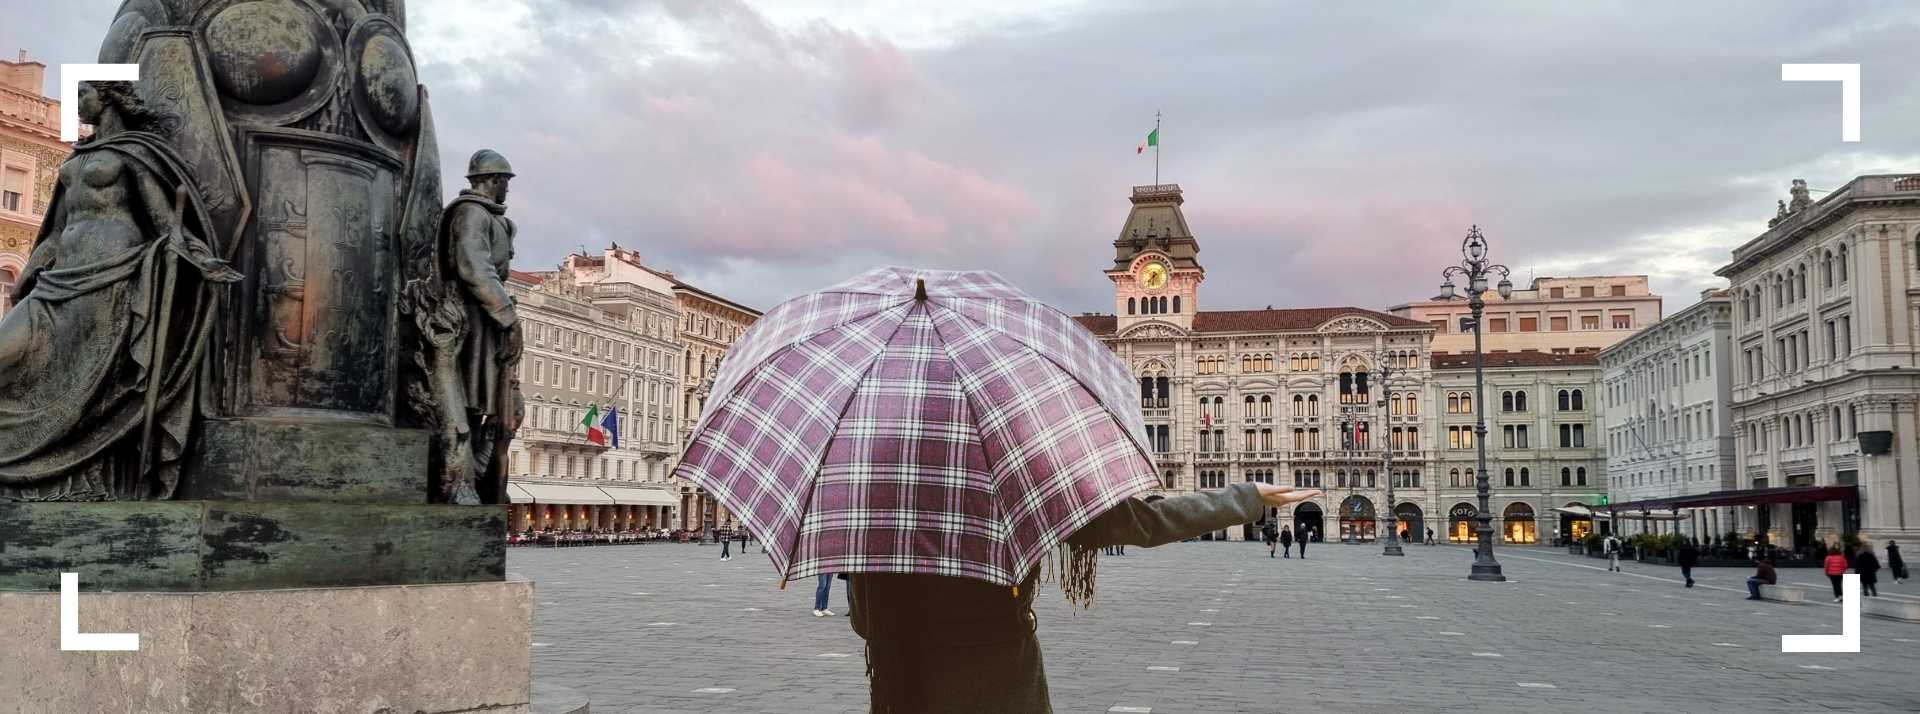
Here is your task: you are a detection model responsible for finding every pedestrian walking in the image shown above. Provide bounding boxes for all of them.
[1425,527,1434,545]
[1297,526,1308,559]
[1854,545,1881,597]
[718,528,732,561]
[1263,521,1279,558]
[813,573,837,617]
[1280,526,1294,558]
[1889,540,1907,584]
[1677,539,1699,588]
[1604,534,1621,572]
[1745,556,1777,600]
[739,529,749,552]
[1823,546,1849,602]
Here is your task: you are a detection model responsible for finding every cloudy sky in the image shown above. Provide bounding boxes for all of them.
[11,0,1920,316]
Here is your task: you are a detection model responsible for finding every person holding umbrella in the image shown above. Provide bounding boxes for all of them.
[674,268,1321,713]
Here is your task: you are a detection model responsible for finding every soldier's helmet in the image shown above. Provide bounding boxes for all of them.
[466,149,515,179]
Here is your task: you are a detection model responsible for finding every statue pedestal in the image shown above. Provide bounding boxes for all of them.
[0,581,533,714]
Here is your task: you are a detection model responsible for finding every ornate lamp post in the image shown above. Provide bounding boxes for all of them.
[1374,349,1404,556]
[1439,226,1514,582]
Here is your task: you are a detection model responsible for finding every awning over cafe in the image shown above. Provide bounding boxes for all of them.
[506,483,536,504]
[513,483,615,504]
[1601,485,1859,514]
[597,486,680,506]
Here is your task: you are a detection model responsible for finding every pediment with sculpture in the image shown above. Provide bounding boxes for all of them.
[1317,315,1388,334]
[1120,321,1188,340]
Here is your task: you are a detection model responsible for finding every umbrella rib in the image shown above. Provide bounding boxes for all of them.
[695,301,909,436]
[778,301,925,583]
[919,309,1019,583]
[931,304,1159,472]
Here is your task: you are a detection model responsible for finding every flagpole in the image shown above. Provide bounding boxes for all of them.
[1154,111,1161,186]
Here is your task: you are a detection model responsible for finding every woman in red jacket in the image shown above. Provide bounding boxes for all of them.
[1823,546,1851,603]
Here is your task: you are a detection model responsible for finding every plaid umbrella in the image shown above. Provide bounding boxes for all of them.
[673,267,1159,587]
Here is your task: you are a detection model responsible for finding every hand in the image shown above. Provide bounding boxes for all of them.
[1254,484,1321,509]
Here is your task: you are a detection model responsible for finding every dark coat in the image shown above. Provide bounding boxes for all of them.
[1889,544,1906,574]
[1677,543,1699,567]
[1279,528,1294,545]
[849,483,1267,714]
[1855,550,1881,584]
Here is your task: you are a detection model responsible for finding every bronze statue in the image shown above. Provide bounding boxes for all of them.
[418,150,522,505]
[0,82,240,501]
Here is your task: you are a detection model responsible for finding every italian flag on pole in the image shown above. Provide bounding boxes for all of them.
[1136,127,1158,154]
[581,404,607,446]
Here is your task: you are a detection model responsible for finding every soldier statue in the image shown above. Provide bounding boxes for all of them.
[433,149,524,505]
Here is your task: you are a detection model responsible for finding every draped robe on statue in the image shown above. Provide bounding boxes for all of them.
[0,132,225,501]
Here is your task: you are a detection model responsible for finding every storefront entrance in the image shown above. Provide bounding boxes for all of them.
[1295,502,1324,542]
[1339,495,1376,543]
[1394,503,1424,543]
[1449,502,1477,543]
[1792,502,1818,549]
[1503,502,1537,544]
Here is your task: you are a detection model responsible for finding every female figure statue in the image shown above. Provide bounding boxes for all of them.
[0,81,239,501]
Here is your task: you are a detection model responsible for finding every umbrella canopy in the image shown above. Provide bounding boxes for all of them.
[673,267,1159,587]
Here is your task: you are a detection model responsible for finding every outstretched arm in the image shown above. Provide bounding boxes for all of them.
[1068,484,1320,549]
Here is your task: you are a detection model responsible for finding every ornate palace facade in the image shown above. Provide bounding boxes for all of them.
[1074,185,1605,543]
[0,51,67,317]
[1718,176,1920,544]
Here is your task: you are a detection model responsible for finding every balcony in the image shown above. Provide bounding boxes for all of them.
[1240,450,1280,462]
[1826,440,1860,461]
[1195,451,1233,464]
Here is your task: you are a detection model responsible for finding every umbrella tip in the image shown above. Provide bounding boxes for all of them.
[915,278,927,301]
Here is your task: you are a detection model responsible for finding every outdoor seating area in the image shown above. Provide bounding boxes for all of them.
[507,530,678,547]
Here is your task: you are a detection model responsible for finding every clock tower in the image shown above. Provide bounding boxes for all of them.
[1109,184,1203,332]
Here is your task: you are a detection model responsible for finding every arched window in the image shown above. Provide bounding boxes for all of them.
[1244,395,1256,417]
[1560,467,1572,486]
[1292,394,1305,415]
[1447,393,1461,413]
[1260,394,1273,417]
[1172,296,1181,313]
[1576,467,1587,486]
[1504,468,1515,487]
[1570,389,1584,411]
[1519,467,1530,486]
[1449,468,1462,487]
[1406,394,1418,415]
[1838,244,1849,283]
[1127,297,1136,315]
[1557,389,1571,411]
[1502,391,1514,412]
[1460,393,1473,413]
[1308,394,1320,416]
[1796,265,1807,300]
[1337,470,1348,488]
[1366,470,1377,488]
[1390,395,1403,415]
[1823,251,1834,288]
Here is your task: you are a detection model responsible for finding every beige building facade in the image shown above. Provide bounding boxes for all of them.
[1073,184,1602,545]
[1718,175,1920,545]
[1392,275,1662,355]
[1598,290,1739,538]
[0,51,67,316]
[674,280,760,532]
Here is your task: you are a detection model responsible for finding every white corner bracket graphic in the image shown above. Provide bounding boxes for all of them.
[60,573,140,652]
[1781,573,1859,654]
[59,64,141,142]
[1781,63,1860,142]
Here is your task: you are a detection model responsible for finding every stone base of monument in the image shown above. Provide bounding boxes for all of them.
[0,580,535,713]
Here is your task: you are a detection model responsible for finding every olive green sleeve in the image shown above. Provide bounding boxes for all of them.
[1067,483,1267,549]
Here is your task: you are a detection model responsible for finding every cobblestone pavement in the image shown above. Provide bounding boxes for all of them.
[512,540,1920,713]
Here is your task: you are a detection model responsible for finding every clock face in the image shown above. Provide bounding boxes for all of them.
[1140,262,1168,291]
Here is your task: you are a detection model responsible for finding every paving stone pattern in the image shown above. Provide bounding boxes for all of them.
[512,542,1920,713]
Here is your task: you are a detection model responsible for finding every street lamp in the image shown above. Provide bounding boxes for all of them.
[1374,348,1405,556]
[1440,225,1513,582]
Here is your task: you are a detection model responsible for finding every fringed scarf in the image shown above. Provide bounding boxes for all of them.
[1042,541,1102,609]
